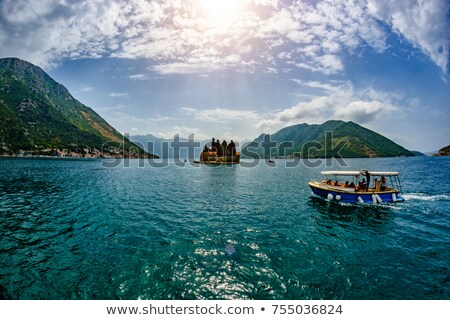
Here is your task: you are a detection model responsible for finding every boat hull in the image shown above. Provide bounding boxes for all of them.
[308,182,404,203]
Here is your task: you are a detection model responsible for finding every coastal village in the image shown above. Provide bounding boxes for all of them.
[0,147,150,159]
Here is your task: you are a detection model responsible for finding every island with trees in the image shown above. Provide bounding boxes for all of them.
[199,138,240,164]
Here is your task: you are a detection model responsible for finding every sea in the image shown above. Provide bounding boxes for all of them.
[0,156,449,299]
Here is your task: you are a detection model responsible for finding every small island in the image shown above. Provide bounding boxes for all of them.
[198,138,240,164]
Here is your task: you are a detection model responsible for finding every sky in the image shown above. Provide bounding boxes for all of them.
[0,0,449,152]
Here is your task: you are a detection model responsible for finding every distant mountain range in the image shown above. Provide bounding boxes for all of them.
[241,120,415,158]
[132,120,416,159]
[0,57,153,157]
[131,134,207,159]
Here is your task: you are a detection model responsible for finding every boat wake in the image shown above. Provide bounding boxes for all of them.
[403,193,450,202]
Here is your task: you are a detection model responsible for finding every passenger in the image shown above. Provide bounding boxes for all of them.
[348,182,355,188]
[356,181,363,191]
[365,171,370,191]
[357,179,367,191]
[373,178,379,191]
[380,176,387,191]
[326,179,332,185]
[344,181,349,187]
[333,180,339,186]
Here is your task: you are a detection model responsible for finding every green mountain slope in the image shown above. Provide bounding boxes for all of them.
[242,120,414,158]
[0,57,154,157]
[433,145,450,156]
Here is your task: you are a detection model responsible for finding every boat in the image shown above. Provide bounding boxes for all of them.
[308,170,405,203]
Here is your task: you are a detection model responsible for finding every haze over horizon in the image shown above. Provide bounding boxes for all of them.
[1,0,449,152]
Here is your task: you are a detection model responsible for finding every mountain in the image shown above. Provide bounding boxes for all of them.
[131,134,207,159]
[432,145,450,156]
[0,57,155,157]
[242,120,415,158]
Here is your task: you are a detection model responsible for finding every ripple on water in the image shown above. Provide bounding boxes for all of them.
[0,157,449,299]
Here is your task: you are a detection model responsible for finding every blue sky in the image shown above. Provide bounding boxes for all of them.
[0,0,449,152]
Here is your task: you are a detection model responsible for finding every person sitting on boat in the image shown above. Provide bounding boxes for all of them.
[344,181,349,187]
[373,178,380,191]
[356,181,363,191]
[333,180,339,186]
[380,176,387,191]
[348,181,355,188]
[357,179,367,191]
[326,179,332,185]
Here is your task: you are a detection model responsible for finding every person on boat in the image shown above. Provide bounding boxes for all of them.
[348,181,355,188]
[357,179,367,191]
[365,171,370,191]
[380,176,387,191]
[344,181,349,187]
[333,180,339,186]
[373,178,379,191]
[326,179,332,185]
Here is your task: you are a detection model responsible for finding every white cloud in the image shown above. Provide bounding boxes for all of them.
[155,126,210,141]
[80,86,94,92]
[334,100,397,123]
[367,0,449,72]
[256,82,400,132]
[151,62,224,75]
[127,73,148,80]
[109,92,128,98]
[0,0,447,74]
[181,107,262,123]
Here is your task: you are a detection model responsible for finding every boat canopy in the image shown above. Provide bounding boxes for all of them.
[321,171,399,177]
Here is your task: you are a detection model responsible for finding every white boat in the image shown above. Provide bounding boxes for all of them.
[308,170,405,203]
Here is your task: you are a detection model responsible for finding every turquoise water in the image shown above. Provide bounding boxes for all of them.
[0,157,449,299]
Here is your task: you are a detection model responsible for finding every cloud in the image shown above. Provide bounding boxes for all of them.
[0,0,447,73]
[155,126,210,141]
[367,0,449,72]
[181,107,262,123]
[80,86,94,92]
[256,81,400,132]
[127,73,148,80]
[108,112,174,123]
[109,92,128,98]
[334,100,397,123]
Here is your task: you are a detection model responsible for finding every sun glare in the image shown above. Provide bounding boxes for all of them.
[199,0,244,28]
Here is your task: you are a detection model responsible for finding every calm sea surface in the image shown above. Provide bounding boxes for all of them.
[0,156,449,299]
